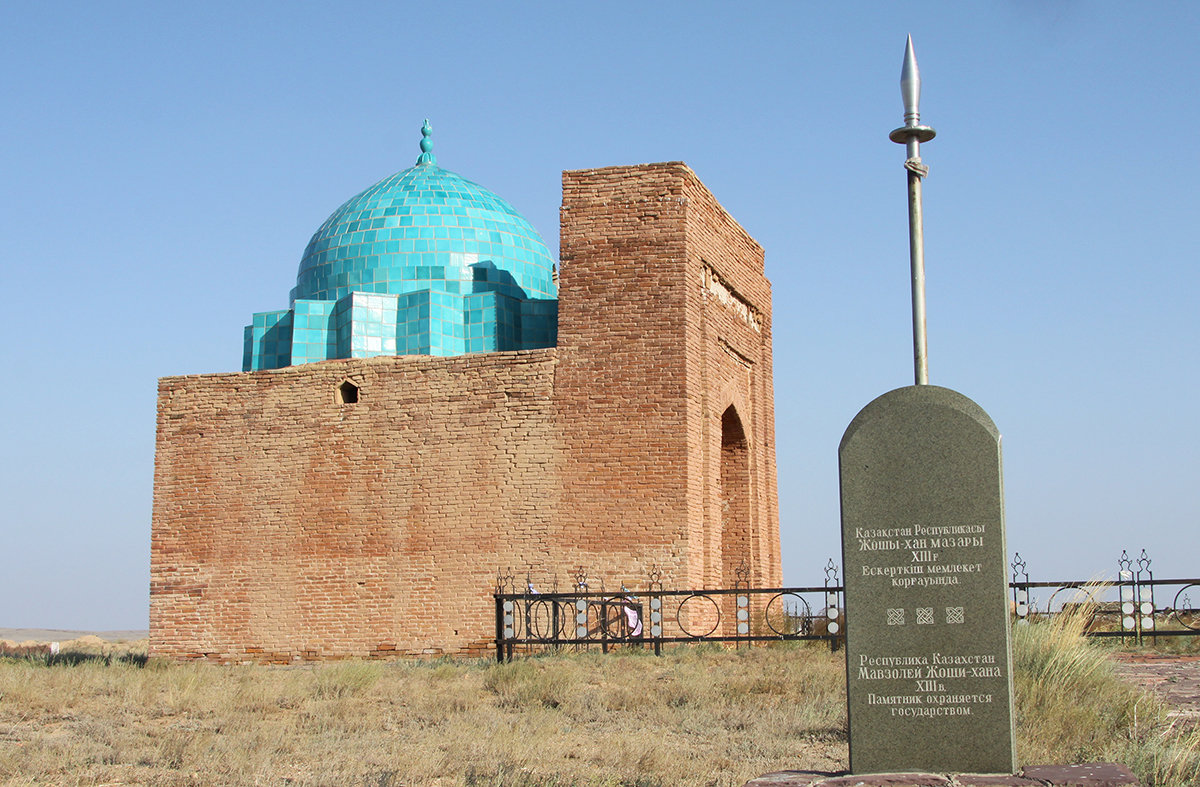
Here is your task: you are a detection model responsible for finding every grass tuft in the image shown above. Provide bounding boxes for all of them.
[312,659,383,699]
[1014,601,1200,786]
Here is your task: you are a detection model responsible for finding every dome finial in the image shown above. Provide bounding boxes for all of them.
[416,119,436,165]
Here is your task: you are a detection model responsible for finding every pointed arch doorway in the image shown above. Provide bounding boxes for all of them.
[720,405,751,590]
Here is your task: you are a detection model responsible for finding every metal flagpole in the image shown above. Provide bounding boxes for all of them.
[889,35,936,386]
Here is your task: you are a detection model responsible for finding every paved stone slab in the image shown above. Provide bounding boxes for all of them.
[954,774,1041,786]
[743,764,1140,787]
[839,386,1016,774]
[821,773,950,786]
[1110,653,1200,724]
[742,772,836,787]
[1020,763,1139,786]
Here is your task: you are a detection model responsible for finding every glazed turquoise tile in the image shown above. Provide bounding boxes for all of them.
[244,122,559,370]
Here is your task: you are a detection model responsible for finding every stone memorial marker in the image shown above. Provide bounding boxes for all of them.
[835,38,1017,775]
[839,384,1016,774]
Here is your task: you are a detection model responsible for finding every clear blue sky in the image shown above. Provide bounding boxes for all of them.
[2,2,1197,630]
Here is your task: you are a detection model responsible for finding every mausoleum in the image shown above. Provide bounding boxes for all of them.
[151,123,782,661]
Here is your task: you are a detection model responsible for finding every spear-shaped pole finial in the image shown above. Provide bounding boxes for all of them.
[900,34,922,127]
[889,36,936,386]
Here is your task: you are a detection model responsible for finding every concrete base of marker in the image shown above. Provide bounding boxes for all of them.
[743,763,1140,787]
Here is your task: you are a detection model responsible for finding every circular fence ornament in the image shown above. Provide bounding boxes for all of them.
[1047,585,1103,631]
[764,592,811,637]
[1171,585,1200,631]
[599,599,641,641]
[528,599,560,641]
[677,594,721,638]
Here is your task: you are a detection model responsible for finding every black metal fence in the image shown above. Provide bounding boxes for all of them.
[494,551,1200,662]
[494,562,844,663]
[1010,550,1200,644]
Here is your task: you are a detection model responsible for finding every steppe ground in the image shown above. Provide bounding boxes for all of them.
[1,621,1199,787]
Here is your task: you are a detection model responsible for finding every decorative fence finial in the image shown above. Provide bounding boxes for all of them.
[735,560,750,589]
[647,564,663,586]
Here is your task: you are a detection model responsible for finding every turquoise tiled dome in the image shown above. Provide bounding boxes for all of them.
[244,121,558,371]
[291,129,556,304]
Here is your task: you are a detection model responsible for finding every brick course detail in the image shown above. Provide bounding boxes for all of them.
[150,162,781,661]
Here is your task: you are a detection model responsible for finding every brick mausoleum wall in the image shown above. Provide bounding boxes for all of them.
[681,170,781,591]
[150,162,781,661]
[557,163,780,593]
[151,351,564,661]
[554,164,694,585]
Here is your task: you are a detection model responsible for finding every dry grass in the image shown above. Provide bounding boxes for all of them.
[1013,606,1200,786]
[0,642,845,786]
[1117,627,1200,657]
[3,623,1200,786]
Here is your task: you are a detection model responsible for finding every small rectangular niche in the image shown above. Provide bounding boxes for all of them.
[337,380,359,404]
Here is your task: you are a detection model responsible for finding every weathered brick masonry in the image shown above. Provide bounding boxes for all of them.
[151,162,780,661]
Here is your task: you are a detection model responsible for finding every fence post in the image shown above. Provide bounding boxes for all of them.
[825,559,842,653]
[523,572,534,654]
[494,593,505,664]
[1118,551,1137,644]
[552,598,561,654]
[1136,550,1156,646]
[648,566,663,656]
[1011,553,1029,625]
[735,563,750,649]
[573,568,589,654]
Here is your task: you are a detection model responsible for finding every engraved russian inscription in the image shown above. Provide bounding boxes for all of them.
[839,385,1017,774]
